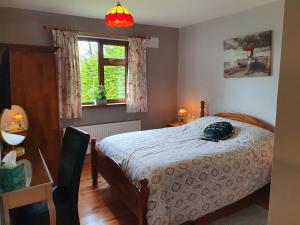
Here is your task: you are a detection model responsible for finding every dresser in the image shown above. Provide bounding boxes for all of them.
[0,44,61,183]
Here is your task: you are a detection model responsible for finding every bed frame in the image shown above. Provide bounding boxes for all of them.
[91,112,274,225]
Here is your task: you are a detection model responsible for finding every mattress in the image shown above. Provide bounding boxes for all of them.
[96,116,274,225]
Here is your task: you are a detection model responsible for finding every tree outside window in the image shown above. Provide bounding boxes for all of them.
[78,38,128,105]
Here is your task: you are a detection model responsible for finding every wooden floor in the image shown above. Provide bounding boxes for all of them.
[79,157,137,225]
[78,157,269,225]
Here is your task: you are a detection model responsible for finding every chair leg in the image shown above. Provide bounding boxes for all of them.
[73,210,81,225]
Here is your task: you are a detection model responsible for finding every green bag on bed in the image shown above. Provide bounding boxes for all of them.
[202,122,234,142]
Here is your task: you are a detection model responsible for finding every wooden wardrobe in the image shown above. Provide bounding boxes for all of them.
[0,44,61,183]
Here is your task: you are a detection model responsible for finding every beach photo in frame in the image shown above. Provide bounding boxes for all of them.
[224,30,272,78]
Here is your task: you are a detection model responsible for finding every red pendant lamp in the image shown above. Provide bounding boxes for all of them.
[105,0,134,27]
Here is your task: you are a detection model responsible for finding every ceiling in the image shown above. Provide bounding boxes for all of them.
[0,0,279,28]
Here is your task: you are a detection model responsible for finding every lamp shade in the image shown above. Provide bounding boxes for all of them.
[177,107,188,117]
[105,1,134,27]
[13,113,24,122]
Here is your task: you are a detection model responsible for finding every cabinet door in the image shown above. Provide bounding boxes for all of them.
[10,49,61,183]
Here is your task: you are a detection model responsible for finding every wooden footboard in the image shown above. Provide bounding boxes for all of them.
[91,139,150,225]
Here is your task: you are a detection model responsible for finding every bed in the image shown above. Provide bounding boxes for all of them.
[91,112,274,225]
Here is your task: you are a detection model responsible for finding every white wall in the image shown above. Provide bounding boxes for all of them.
[178,1,284,126]
[268,0,300,224]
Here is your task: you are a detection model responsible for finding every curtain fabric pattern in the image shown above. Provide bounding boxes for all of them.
[127,38,148,113]
[52,30,82,119]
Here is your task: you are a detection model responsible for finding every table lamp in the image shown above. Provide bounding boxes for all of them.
[177,107,188,124]
[13,113,24,130]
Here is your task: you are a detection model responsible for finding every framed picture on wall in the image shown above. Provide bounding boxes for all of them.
[224,30,272,78]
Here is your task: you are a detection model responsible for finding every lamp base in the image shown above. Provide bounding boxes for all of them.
[179,117,184,123]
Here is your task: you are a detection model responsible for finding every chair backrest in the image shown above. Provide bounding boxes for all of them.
[58,126,90,203]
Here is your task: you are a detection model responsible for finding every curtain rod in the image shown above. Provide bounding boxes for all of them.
[42,26,151,40]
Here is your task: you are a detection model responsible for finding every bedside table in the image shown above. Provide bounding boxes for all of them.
[167,121,185,127]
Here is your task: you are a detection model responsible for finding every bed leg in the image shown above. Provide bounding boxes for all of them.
[91,139,98,186]
[137,178,150,225]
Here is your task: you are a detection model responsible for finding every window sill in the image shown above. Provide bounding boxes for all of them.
[82,102,126,109]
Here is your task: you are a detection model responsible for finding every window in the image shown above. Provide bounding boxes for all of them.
[78,38,128,105]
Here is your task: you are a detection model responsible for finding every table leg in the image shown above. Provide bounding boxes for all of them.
[46,185,56,225]
[0,199,3,225]
[2,196,10,225]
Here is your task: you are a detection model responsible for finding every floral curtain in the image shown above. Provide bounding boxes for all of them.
[52,30,82,119]
[127,38,148,113]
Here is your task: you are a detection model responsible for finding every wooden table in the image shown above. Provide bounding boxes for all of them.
[0,148,56,225]
[167,121,186,127]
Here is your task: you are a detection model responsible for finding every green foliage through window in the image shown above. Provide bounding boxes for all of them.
[79,40,127,104]
[103,45,125,59]
[104,66,125,99]
[79,41,98,103]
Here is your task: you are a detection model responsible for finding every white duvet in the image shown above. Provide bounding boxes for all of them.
[97,116,274,225]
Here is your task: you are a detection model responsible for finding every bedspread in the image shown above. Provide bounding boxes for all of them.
[97,116,274,225]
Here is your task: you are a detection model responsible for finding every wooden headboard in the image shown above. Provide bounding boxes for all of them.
[215,112,274,132]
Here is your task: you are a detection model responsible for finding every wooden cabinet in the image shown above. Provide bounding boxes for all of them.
[0,44,61,183]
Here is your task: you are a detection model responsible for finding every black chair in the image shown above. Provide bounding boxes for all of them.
[10,126,90,225]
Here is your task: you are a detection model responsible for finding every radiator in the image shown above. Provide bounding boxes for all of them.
[75,120,141,154]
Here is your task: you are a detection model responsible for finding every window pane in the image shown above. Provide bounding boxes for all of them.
[104,66,126,100]
[78,40,99,103]
[103,45,125,59]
